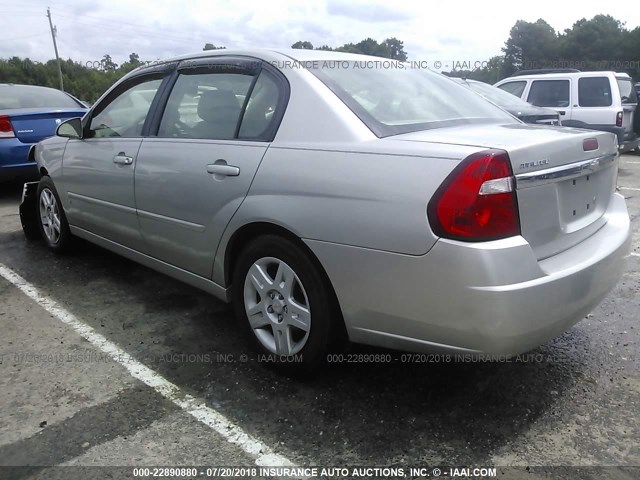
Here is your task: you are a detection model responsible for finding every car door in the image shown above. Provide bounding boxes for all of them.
[134,59,288,278]
[62,72,169,251]
[525,79,572,122]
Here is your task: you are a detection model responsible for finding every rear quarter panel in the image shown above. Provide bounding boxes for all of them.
[212,140,480,286]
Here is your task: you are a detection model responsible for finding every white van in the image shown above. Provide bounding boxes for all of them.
[495,70,639,152]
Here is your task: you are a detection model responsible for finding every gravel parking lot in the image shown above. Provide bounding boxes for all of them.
[1,155,639,479]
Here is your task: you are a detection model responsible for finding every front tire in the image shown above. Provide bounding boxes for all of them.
[37,176,72,252]
[232,235,336,372]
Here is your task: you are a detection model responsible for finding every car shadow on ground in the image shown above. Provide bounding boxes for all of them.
[0,223,594,466]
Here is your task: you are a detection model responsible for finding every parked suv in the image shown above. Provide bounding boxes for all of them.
[495,70,639,152]
[451,77,561,126]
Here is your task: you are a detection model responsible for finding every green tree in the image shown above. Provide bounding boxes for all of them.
[128,53,141,67]
[559,15,627,62]
[291,41,314,49]
[502,19,559,74]
[100,54,118,72]
[332,37,407,59]
[203,43,226,51]
[117,52,143,74]
[383,37,407,61]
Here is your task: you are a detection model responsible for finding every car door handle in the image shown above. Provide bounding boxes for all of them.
[113,153,133,165]
[206,164,240,176]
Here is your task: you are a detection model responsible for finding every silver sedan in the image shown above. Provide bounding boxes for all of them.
[24,49,631,371]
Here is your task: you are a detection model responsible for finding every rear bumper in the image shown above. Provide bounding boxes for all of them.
[306,193,631,355]
[0,139,38,181]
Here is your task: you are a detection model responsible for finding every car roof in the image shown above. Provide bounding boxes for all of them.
[0,83,71,92]
[500,71,629,81]
[131,48,401,74]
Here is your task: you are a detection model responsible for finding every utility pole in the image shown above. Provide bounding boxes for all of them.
[46,7,64,91]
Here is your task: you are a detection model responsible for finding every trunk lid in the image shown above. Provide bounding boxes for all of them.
[4,108,86,143]
[391,123,619,259]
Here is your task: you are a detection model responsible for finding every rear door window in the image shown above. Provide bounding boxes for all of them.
[496,81,527,98]
[578,77,613,107]
[527,80,570,108]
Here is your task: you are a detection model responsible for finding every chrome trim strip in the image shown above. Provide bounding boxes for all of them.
[137,209,206,232]
[68,192,137,214]
[515,153,617,189]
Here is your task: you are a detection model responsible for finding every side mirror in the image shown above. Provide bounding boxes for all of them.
[56,117,83,139]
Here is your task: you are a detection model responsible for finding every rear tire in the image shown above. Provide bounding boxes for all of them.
[232,235,336,373]
[37,176,72,253]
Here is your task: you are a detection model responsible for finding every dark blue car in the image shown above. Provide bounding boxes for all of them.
[0,84,87,181]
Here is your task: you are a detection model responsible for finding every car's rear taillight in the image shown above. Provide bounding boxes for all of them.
[616,111,623,127]
[0,115,15,138]
[427,149,520,242]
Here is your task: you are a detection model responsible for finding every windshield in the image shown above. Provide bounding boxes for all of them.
[465,80,534,109]
[0,85,82,109]
[310,62,516,137]
[616,77,638,104]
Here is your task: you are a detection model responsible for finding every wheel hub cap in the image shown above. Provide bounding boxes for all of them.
[271,298,285,315]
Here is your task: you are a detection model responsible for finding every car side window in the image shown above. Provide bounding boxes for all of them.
[158,72,254,140]
[238,72,282,140]
[527,80,570,108]
[497,81,526,98]
[579,77,613,107]
[89,77,163,138]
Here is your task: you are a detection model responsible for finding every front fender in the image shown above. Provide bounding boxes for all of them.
[34,136,70,209]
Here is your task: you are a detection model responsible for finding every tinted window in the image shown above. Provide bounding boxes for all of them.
[616,78,637,105]
[90,77,163,138]
[0,85,81,109]
[527,80,570,108]
[158,72,254,140]
[311,62,514,137]
[578,77,613,107]
[497,81,527,97]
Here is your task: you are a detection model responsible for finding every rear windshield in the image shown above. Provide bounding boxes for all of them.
[310,62,515,137]
[0,85,81,109]
[617,78,638,105]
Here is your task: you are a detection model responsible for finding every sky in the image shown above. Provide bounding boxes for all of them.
[1,0,639,67]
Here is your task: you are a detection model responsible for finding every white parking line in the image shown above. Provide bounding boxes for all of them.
[0,263,295,468]
[630,252,640,257]
[619,186,640,191]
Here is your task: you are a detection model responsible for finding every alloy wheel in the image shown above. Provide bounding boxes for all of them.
[39,187,61,244]
[243,257,311,356]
